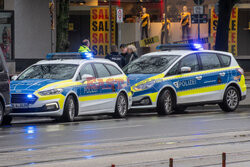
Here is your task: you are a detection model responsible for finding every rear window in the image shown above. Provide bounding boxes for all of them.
[199,53,221,70]
[218,54,231,67]
[105,64,122,76]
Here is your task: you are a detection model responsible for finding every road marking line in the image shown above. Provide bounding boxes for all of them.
[73,125,143,132]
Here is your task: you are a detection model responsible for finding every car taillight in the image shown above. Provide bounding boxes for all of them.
[237,68,244,75]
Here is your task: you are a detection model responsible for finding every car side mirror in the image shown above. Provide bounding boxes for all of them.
[81,74,95,82]
[180,67,191,74]
[11,75,18,81]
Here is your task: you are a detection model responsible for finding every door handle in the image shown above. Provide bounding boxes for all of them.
[195,76,202,80]
[219,72,226,77]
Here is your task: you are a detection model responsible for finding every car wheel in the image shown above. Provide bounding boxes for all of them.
[219,86,240,112]
[157,89,174,115]
[0,103,3,125]
[114,93,128,118]
[2,115,12,125]
[62,95,76,122]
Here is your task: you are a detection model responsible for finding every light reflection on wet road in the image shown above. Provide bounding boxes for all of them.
[1,108,250,166]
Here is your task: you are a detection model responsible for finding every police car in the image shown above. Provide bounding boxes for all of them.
[123,44,246,115]
[10,53,132,122]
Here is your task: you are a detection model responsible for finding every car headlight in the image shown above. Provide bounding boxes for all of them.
[134,80,155,91]
[38,88,63,96]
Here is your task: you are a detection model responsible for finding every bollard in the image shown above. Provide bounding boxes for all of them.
[111,164,115,167]
[169,158,173,167]
[222,152,226,167]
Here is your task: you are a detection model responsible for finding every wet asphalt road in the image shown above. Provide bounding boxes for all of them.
[1,106,250,167]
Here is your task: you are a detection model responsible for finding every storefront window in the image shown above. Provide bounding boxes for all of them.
[0,11,14,61]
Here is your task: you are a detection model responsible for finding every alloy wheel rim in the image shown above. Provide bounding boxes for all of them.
[118,96,127,116]
[226,89,238,109]
[164,92,172,113]
[69,99,75,119]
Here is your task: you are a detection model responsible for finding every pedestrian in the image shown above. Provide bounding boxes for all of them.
[120,44,128,58]
[125,45,138,66]
[105,45,125,68]
[78,39,91,53]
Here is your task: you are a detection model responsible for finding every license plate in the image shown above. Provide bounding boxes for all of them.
[12,103,29,109]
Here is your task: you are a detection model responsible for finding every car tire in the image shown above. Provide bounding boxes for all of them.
[0,102,3,125]
[157,89,174,115]
[62,95,76,122]
[114,93,128,118]
[2,115,12,125]
[219,86,240,112]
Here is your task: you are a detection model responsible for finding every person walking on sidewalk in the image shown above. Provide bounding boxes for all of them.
[125,45,138,66]
[105,45,125,68]
[120,44,128,59]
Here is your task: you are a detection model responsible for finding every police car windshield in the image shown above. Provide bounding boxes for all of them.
[17,64,79,80]
[123,55,178,74]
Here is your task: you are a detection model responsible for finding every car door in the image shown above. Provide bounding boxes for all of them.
[104,63,126,108]
[198,52,228,101]
[169,54,202,104]
[92,63,116,111]
[78,63,101,114]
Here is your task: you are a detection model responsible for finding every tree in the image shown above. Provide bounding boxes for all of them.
[215,0,240,51]
[56,0,70,52]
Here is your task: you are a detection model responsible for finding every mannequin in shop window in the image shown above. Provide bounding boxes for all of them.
[161,13,171,44]
[180,6,191,40]
[140,7,150,40]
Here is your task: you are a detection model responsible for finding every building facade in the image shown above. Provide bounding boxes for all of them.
[0,0,250,73]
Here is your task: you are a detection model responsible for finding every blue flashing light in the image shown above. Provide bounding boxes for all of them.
[156,43,204,51]
[85,52,93,59]
[193,43,203,50]
[27,94,33,98]
[46,52,93,60]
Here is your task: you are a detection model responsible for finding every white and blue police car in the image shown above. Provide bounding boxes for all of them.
[10,52,132,122]
[123,44,247,115]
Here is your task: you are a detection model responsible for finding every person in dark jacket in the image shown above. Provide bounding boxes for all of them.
[120,44,128,58]
[125,45,138,66]
[105,45,125,68]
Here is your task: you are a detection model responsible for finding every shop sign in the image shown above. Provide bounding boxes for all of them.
[210,7,238,56]
[117,8,123,23]
[194,6,203,14]
[90,7,116,56]
[139,36,159,47]
[191,14,208,24]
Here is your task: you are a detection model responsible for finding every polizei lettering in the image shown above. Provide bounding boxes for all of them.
[174,79,196,88]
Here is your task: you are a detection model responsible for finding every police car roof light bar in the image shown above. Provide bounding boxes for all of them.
[46,52,93,60]
[156,43,203,51]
